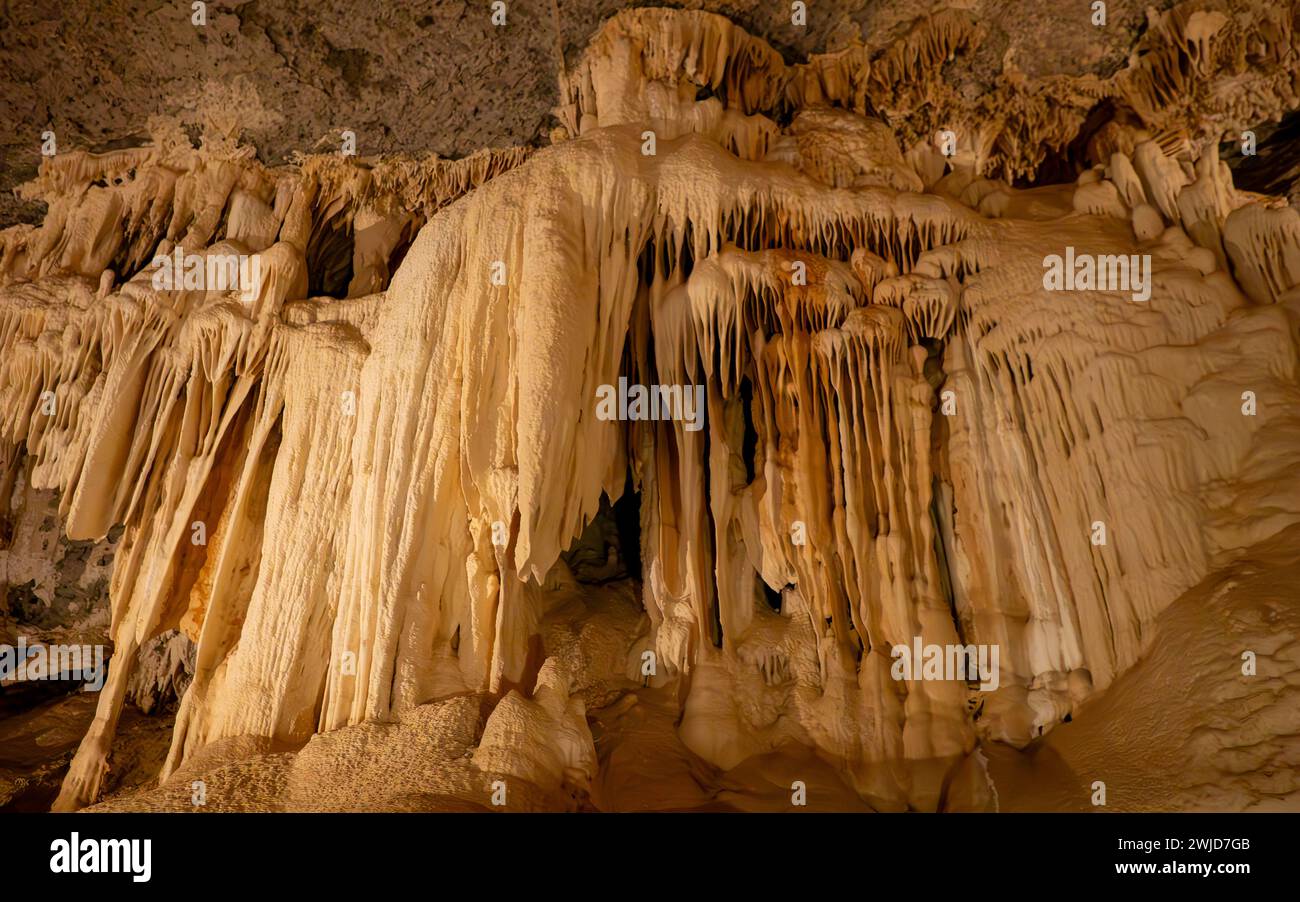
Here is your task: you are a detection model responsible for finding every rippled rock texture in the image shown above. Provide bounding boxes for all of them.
[1,1,1299,812]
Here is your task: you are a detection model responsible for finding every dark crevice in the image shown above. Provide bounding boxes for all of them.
[1227,109,1300,199]
[740,375,759,484]
[306,213,355,298]
[612,471,642,582]
[761,581,782,612]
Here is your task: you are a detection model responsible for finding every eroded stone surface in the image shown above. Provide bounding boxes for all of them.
[0,1,1298,812]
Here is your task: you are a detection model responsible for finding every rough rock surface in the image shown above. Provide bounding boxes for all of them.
[1,1,1299,812]
[0,0,1187,229]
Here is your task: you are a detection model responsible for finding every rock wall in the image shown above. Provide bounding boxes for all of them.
[1,1,1298,812]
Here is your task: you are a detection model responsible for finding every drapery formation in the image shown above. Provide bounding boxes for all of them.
[0,2,1297,812]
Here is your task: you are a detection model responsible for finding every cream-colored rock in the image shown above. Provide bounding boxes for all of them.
[1132,203,1166,241]
[0,4,1295,814]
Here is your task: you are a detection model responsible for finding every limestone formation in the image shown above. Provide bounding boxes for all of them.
[1,1,1299,813]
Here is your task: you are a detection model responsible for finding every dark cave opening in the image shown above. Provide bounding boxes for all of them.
[612,470,642,582]
[561,472,642,585]
[306,213,355,298]
[1227,109,1300,198]
[1014,99,1123,188]
[761,581,783,613]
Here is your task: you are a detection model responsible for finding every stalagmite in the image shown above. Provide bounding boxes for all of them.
[1,1,1299,814]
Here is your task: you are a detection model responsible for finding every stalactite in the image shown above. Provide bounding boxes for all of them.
[0,3,1297,813]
